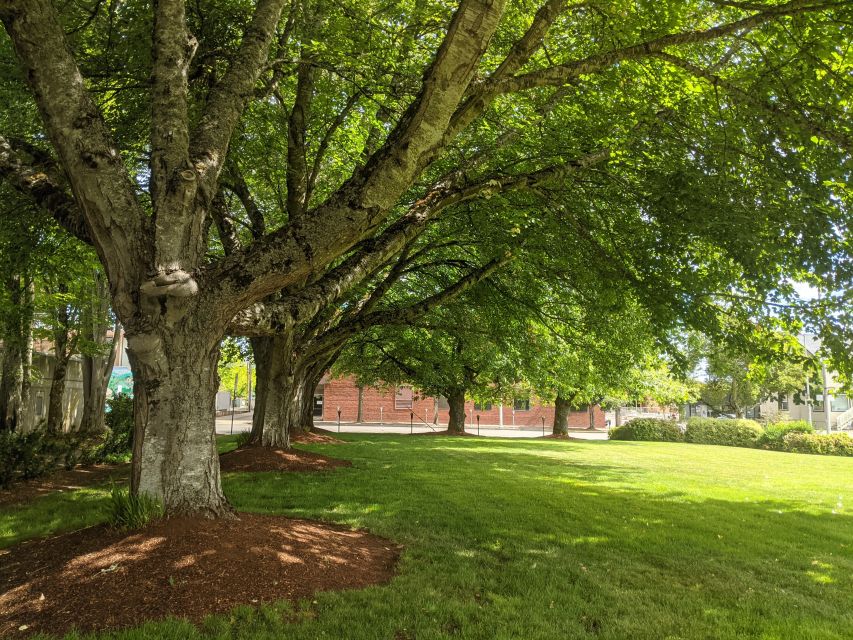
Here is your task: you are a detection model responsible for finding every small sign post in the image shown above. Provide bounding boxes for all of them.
[230,373,239,434]
[337,406,341,433]
[410,411,414,434]
[477,414,480,436]
[541,416,545,436]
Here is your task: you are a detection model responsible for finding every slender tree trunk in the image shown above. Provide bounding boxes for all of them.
[447,388,466,434]
[552,394,571,436]
[46,351,71,434]
[0,274,33,432]
[587,404,596,430]
[249,336,274,444]
[0,339,23,432]
[127,328,229,517]
[615,406,622,427]
[80,326,119,433]
[356,384,364,423]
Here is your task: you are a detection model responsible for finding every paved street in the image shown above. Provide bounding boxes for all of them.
[215,411,609,439]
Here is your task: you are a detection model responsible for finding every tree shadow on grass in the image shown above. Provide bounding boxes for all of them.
[225,437,853,639]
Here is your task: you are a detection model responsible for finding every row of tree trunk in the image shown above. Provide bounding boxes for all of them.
[0,274,118,434]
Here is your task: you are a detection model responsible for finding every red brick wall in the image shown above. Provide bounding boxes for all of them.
[317,376,604,428]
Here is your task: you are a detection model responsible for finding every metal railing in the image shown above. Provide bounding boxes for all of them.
[835,406,853,431]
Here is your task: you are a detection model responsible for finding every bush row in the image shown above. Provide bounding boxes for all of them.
[683,418,763,448]
[0,394,134,489]
[608,416,853,457]
[608,419,683,442]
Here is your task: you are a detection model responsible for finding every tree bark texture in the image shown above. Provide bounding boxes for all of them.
[127,326,229,517]
[553,394,572,436]
[447,388,466,434]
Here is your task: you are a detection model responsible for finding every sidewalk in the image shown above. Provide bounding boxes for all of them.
[214,412,609,439]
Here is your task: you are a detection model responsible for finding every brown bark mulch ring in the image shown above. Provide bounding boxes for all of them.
[415,429,480,437]
[219,445,352,473]
[292,429,345,444]
[0,513,401,638]
[0,464,129,508]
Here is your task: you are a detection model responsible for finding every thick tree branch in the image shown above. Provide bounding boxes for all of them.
[190,0,289,194]
[150,0,195,210]
[285,58,315,220]
[0,136,91,244]
[0,0,149,314]
[306,252,513,357]
[495,0,840,94]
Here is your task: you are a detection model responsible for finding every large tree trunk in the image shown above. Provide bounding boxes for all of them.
[553,394,572,436]
[257,333,296,449]
[447,388,466,434]
[127,328,229,517]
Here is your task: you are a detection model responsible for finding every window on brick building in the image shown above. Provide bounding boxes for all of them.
[474,402,492,411]
[437,396,449,410]
[513,398,530,411]
[395,386,413,410]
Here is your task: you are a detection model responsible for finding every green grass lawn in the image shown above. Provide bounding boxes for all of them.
[3,435,853,639]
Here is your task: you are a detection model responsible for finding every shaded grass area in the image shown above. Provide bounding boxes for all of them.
[3,435,853,638]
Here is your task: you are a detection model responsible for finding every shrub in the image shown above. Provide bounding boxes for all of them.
[684,417,763,448]
[15,430,59,479]
[108,485,164,531]
[102,394,134,460]
[235,431,253,448]
[758,420,814,451]
[609,418,682,442]
[0,432,16,488]
[782,432,853,456]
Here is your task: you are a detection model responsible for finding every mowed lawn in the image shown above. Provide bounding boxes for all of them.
[2,436,853,639]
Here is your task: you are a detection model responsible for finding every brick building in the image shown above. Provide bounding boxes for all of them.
[316,376,605,429]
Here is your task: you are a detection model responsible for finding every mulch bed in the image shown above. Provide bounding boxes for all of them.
[0,464,128,508]
[0,513,400,638]
[219,445,352,473]
[415,429,480,437]
[292,430,345,444]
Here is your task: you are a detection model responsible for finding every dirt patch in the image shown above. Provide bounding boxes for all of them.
[0,464,128,507]
[292,430,345,444]
[219,445,351,473]
[0,513,400,638]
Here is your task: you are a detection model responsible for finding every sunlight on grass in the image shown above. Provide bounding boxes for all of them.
[3,435,853,639]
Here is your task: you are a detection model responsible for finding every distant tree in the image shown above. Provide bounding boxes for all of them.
[699,337,810,418]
